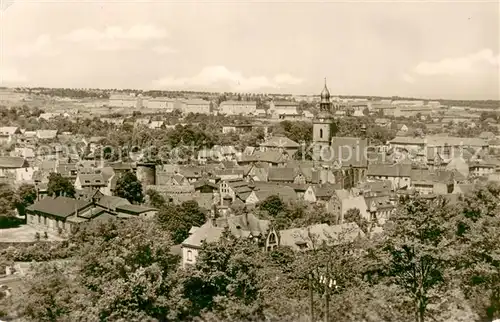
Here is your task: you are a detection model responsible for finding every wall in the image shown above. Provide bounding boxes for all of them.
[182,246,199,268]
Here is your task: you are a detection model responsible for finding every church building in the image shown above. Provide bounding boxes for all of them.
[312,79,368,189]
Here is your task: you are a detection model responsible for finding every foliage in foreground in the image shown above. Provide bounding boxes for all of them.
[3,183,500,321]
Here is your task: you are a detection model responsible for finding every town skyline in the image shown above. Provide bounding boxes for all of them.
[1,1,498,100]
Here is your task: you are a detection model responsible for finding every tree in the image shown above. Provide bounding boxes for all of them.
[47,173,75,198]
[344,208,369,234]
[382,197,454,322]
[259,195,287,217]
[145,188,166,209]
[0,183,20,228]
[178,233,265,320]
[157,200,206,244]
[114,171,144,204]
[454,183,500,320]
[17,218,180,321]
[15,184,37,216]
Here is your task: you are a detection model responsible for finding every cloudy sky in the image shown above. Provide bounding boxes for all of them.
[0,0,498,99]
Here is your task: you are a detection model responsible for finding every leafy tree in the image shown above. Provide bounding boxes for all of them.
[47,173,75,198]
[15,184,37,216]
[178,233,265,320]
[454,183,500,320]
[344,208,369,234]
[259,195,287,217]
[382,197,454,322]
[17,218,180,321]
[114,171,144,204]
[145,188,166,209]
[157,200,206,244]
[0,183,21,228]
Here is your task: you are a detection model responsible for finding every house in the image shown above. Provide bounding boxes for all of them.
[147,97,175,111]
[364,195,395,224]
[238,150,289,167]
[303,184,339,203]
[366,164,412,190]
[181,212,270,267]
[410,169,455,195]
[219,100,257,116]
[266,222,364,252]
[0,157,29,181]
[108,94,140,108]
[11,147,35,161]
[260,136,300,155]
[268,101,299,118]
[181,222,225,267]
[149,121,164,129]
[0,126,20,144]
[74,173,107,191]
[178,99,211,115]
[267,167,306,184]
[26,196,98,234]
[339,195,370,222]
[36,130,58,140]
[244,184,297,206]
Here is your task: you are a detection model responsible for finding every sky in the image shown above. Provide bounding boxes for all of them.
[0,0,499,99]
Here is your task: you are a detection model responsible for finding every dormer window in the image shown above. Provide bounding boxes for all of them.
[268,233,277,244]
[84,180,90,183]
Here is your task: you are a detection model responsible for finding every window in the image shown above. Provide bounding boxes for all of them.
[187,250,193,262]
[319,128,323,139]
[268,233,277,244]
[84,180,90,183]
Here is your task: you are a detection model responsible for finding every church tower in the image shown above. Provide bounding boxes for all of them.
[312,79,333,161]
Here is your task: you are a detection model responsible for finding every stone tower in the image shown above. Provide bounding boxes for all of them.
[312,79,333,161]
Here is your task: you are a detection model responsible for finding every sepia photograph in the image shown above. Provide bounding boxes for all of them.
[0,0,499,321]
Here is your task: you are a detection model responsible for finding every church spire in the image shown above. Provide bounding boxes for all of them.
[320,78,331,111]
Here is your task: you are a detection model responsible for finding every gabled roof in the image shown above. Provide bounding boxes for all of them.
[341,196,369,219]
[36,130,58,139]
[268,167,297,182]
[0,126,20,135]
[239,150,288,164]
[77,173,106,187]
[27,197,92,218]
[310,184,338,198]
[116,204,157,215]
[181,222,225,248]
[96,195,130,210]
[330,137,368,167]
[0,156,28,168]
[216,213,270,238]
[260,136,300,148]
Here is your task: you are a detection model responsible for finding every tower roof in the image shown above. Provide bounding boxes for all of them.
[321,78,330,100]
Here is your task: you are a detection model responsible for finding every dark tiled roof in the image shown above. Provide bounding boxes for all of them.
[27,197,92,218]
[268,167,297,182]
[330,137,368,167]
[116,204,157,215]
[367,164,412,177]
